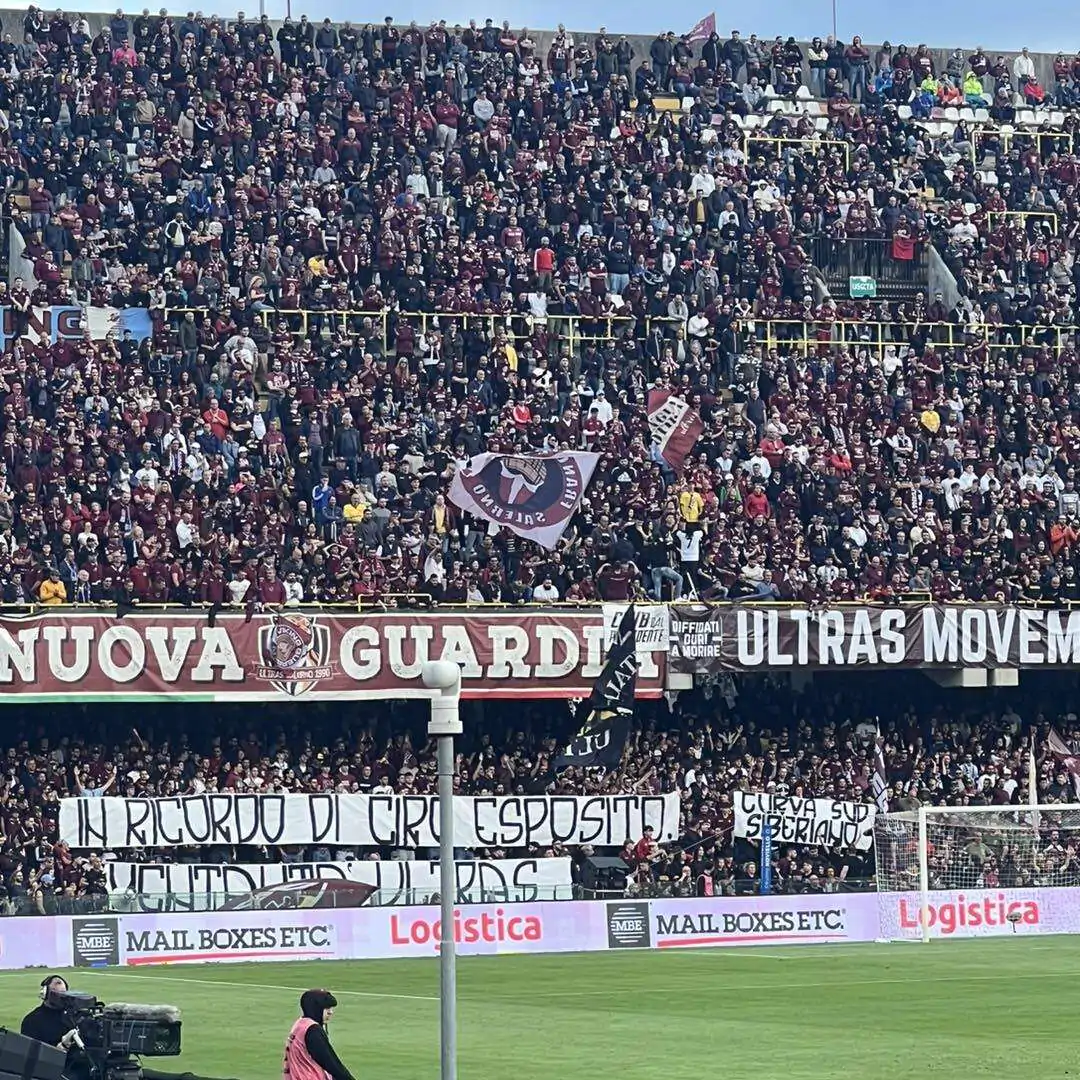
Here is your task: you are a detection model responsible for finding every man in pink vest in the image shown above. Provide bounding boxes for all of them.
[283,990,356,1080]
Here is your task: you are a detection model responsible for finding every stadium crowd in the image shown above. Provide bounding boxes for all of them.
[2,674,1080,914]
[1,9,1080,911]
[0,10,1078,606]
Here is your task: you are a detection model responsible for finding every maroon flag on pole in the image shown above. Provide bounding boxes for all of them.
[1047,727,1080,798]
[648,389,704,475]
[448,451,600,550]
[686,13,716,43]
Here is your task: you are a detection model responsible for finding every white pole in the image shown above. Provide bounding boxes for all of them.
[1029,747,1040,839]
[917,805,930,944]
[422,661,462,1080]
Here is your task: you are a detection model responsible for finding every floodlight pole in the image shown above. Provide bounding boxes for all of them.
[422,661,463,1080]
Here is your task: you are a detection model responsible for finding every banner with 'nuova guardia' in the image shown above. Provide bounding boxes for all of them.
[60,793,680,849]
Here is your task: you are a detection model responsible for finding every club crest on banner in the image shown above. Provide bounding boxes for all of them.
[449,451,600,549]
[464,454,580,525]
[253,613,333,696]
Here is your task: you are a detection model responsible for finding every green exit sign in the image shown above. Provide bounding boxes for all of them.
[849,276,877,298]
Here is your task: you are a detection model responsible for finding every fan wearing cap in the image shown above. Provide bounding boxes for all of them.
[283,990,356,1080]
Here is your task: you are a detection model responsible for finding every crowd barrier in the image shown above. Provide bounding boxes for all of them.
[3,889,1076,970]
[159,306,1080,360]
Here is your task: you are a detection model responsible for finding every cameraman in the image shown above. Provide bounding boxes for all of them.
[283,991,356,1080]
[21,979,239,1080]
[21,976,82,1054]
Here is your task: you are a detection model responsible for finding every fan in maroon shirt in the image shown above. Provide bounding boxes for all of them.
[597,559,637,600]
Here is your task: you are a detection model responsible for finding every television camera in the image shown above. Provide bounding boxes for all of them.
[47,988,181,1080]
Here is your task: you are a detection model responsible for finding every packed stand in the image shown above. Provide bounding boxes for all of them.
[3,674,1080,914]
[0,11,1080,607]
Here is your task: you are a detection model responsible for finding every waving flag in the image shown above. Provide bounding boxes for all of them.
[648,389,704,475]
[686,13,716,43]
[84,306,153,342]
[1047,728,1080,798]
[555,605,637,772]
[449,451,599,550]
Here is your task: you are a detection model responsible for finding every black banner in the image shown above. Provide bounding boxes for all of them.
[555,605,637,772]
[670,603,1080,672]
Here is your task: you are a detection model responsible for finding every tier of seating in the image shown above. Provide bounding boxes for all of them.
[0,12,1077,609]
[4,674,1079,913]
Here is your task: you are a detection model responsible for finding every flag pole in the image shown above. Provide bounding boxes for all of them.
[421,662,463,1080]
[1029,743,1039,839]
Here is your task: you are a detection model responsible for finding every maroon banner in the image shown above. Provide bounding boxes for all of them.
[671,603,1080,672]
[0,611,664,701]
[647,390,704,475]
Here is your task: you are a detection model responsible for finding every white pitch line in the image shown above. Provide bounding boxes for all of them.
[78,971,439,1002]
[15,950,1080,1004]
[516,967,1080,998]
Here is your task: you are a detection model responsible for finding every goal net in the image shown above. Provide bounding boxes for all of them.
[874,805,1080,941]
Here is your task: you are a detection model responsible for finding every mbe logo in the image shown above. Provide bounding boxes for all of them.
[606,902,651,949]
[72,917,120,967]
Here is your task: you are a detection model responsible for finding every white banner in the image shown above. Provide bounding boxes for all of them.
[62,793,679,849]
[106,857,572,910]
[734,792,876,851]
[602,604,670,653]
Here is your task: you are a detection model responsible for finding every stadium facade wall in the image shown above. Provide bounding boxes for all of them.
[0,8,1066,96]
[4,890,1078,970]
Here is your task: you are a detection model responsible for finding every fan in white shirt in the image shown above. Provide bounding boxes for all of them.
[592,392,613,426]
[741,453,772,480]
[175,514,195,551]
[689,166,716,198]
[227,577,250,604]
[532,579,560,602]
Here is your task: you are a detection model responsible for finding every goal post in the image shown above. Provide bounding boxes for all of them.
[874,804,1080,942]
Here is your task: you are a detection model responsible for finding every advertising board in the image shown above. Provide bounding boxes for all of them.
[646,894,880,948]
[878,887,1080,939]
[112,902,611,965]
[2,889,1080,975]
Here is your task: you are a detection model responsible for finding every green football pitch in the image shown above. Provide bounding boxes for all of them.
[0,939,1071,1080]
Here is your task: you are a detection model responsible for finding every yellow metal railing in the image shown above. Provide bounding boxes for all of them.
[756,318,1076,354]
[985,209,1060,235]
[972,125,1074,161]
[164,308,1080,359]
[166,308,687,355]
[743,135,852,170]
[916,125,1074,166]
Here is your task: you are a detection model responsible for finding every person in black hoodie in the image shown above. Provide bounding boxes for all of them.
[284,990,356,1080]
